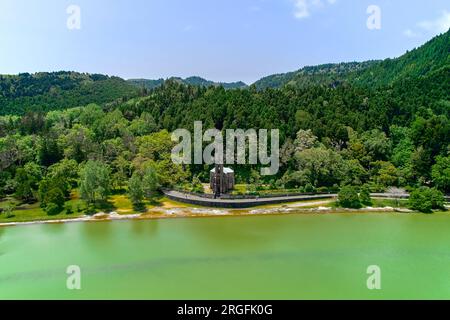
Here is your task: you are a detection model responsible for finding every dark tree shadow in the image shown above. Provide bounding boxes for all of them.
[132,202,148,213]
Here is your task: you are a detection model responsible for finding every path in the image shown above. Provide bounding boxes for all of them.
[163,190,418,208]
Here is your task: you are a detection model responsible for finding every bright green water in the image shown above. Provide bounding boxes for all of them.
[1,213,450,300]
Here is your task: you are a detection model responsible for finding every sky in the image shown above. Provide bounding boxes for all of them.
[0,0,449,84]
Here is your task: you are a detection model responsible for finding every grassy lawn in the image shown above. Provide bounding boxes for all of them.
[371,198,409,208]
[0,196,87,224]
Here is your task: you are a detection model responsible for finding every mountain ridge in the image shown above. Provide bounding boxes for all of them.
[127,76,248,90]
[0,29,448,116]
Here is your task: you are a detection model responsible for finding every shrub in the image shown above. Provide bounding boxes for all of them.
[65,204,73,215]
[429,188,445,210]
[338,186,362,209]
[304,183,316,193]
[45,203,62,216]
[409,187,445,213]
[360,186,373,206]
[316,187,329,193]
[43,188,65,215]
[3,204,16,218]
[46,188,65,207]
[191,176,204,193]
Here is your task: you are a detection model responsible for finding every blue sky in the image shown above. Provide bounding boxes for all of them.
[0,0,448,84]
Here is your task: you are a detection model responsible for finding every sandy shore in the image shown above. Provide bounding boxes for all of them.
[0,200,416,228]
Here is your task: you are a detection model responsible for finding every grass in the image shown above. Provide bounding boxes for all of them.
[0,187,197,223]
[371,198,409,208]
[0,200,86,224]
[2,190,448,224]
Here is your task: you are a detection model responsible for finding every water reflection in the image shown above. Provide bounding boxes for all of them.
[38,222,66,235]
[130,220,159,237]
[80,221,113,244]
[181,215,294,249]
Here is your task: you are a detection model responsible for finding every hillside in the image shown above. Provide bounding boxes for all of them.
[128,76,247,90]
[254,29,449,90]
[253,61,378,90]
[0,72,139,115]
[350,30,450,87]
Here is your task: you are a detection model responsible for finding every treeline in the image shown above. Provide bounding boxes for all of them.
[0,72,138,116]
[128,76,247,91]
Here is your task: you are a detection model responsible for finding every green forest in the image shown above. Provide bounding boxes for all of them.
[0,30,449,218]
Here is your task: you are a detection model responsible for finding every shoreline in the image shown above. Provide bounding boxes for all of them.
[0,202,419,228]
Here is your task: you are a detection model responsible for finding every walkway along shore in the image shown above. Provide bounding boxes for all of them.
[162,190,416,208]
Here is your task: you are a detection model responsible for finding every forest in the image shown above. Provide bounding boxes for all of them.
[0,30,449,218]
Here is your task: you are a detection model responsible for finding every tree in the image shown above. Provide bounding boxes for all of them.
[43,188,65,215]
[341,159,368,186]
[249,169,262,189]
[390,126,414,168]
[3,203,15,218]
[79,160,111,204]
[38,160,78,203]
[14,168,34,202]
[129,112,158,136]
[294,129,319,153]
[409,187,445,213]
[128,173,144,206]
[294,147,345,187]
[60,125,96,163]
[359,185,373,206]
[338,186,362,209]
[432,156,450,192]
[38,133,63,167]
[280,138,295,167]
[94,109,129,140]
[142,166,159,199]
[136,130,174,161]
[370,161,398,187]
[362,129,392,161]
[111,154,131,190]
[14,162,42,202]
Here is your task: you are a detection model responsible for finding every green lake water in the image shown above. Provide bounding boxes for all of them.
[1,213,450,300]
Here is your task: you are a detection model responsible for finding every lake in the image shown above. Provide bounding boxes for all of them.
[1,212,450,299]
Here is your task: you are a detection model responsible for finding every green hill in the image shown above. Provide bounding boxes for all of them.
[0,72,138,115]
[254,61,379,90]
[253,29,449,90]
[350,30,449,87]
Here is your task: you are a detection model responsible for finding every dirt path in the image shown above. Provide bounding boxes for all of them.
[287,200,334,208]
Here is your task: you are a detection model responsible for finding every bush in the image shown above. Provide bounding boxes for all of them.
[65,204,73,215]
[338,186,362,209]
[304,183,316,193]
[366,182,386,193]
[191,176,204,193]
[360,186,373,206]
[43,188,65,215]
[409,187,445,213]
[3,204,16,218]
[45,203,62,216]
